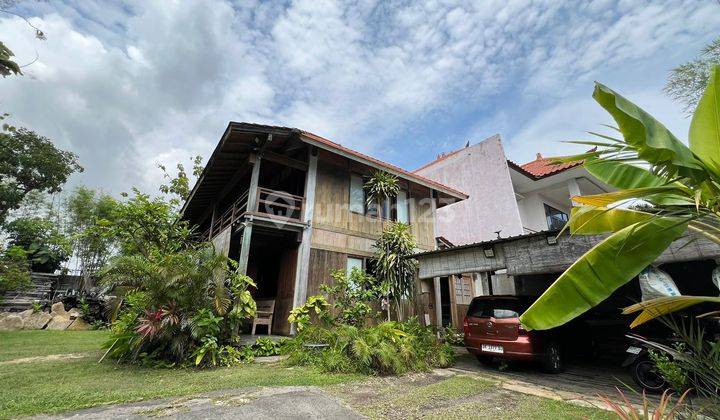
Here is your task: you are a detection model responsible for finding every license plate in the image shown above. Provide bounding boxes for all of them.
[481,344,504,354]
[626,346,642,354]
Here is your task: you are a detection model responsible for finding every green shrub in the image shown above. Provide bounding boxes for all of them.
[287,318,454,375]
[251,337,285,357]
[649,346,688,393]
[442,325,465,346]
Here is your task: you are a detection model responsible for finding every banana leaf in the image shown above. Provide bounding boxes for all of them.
[689,65,720,177]
[593,82,706,182]
[572,186,689,207]
[623,296,720,328]
[584,157,667,189]
[519,217,688,331]
[568,206,654,234]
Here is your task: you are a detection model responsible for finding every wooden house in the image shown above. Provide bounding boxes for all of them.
[181,122,467,334]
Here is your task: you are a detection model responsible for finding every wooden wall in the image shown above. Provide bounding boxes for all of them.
[273,246,298,335]
[310,151,436,257]
[307,248,346,297]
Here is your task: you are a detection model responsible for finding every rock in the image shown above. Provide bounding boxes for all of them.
[51,302,67,316]
[24,312,53,329]
[0,314,24,331]
[67,307,82,318]
[0,312,9,321]
[17,309,34,319]
[46,315,73,330]
[67,318,90,331]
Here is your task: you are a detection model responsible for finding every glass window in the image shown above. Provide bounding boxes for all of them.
[347,257,364,277]
[467,298,524,319]
[396,190,409,223]
[544,204,568,230]
[349,174,365,214]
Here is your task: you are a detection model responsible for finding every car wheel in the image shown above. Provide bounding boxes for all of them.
[631,357,666,394]
[542,341,564,373]
[476,354,494,366]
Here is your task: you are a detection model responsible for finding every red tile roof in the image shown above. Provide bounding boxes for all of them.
[300,130,468,199]
[510,153,584,179]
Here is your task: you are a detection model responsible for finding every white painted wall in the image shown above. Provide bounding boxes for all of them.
[515,190,571,233]
[415,136,524,245]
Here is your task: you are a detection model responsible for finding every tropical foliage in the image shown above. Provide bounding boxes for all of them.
[0,245,31,296]
[364,169,400,207]
[287,268,453,375]
[287,318,454,375]
[373,222,418,320]
[520,65,720,331]
[0,41,20,77]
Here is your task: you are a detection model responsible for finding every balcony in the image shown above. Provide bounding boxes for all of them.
[203,187,305,240]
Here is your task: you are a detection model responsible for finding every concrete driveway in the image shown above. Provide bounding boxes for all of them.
[38,387,362,420]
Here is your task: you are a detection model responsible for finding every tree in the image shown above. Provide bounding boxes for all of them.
[157,155,203,207]
[0,117,83,225]
[520,65,720,331]
[4,215,71,273]
[0,245,31,295]
[665,36,720,115]
[373,222,418,321]
[63,186,119,281]
[0,41,20,77]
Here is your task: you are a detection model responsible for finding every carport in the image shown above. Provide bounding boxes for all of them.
[411,230,720,331]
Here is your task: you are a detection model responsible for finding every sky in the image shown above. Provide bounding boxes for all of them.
[1,0,718,195]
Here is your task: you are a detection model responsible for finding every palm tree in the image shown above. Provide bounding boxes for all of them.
[520,65,720,331]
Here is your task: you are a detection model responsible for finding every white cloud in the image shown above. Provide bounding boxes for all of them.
[0,0,718,196]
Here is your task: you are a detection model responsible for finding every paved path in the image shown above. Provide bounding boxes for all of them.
[38,387,362,420]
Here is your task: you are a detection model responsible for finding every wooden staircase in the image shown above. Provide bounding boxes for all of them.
[0,273,55,312]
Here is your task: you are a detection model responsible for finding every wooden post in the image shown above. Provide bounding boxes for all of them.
[246,153,262,213]
[291,147,318,334]
[237,153,262,275]
[237,222,253,275]
[433,276,442,328]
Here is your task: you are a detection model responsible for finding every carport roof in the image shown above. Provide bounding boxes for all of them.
[409,229,562,259]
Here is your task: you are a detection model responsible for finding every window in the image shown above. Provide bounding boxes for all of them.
[396,190,409,223]
[544,204,568,230]
[346,257,364,277]
[467,298,524,319]
[349,174,365,214]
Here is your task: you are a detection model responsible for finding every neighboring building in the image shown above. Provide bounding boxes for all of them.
[412,136,718,330]
[414,135,611,245]
[181,122,467,334]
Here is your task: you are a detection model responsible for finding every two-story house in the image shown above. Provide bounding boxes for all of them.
[414,134,611,246]
[181,122,467,334]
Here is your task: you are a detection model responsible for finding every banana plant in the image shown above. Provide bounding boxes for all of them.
[520,65,720,331]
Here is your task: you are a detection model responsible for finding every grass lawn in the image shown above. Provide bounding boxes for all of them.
[0,330,361,418]
[0,330,614,419]
[0,330,111,362]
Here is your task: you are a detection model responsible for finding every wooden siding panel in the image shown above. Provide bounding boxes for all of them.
[307,248,346,297]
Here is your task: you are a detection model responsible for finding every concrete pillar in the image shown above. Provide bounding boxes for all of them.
[567,178,581,206]
[290,147,319,334]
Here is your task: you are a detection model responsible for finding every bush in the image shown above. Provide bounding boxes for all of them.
[287,318,454,375]
[101,245,258,368]
[442,325,465,346]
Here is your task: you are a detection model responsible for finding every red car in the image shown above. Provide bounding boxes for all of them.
[463,295,564,373]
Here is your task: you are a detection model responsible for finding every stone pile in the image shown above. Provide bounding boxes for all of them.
[0,302,90,331]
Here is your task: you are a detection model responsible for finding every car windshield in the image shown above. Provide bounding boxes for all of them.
[467,299,522,319]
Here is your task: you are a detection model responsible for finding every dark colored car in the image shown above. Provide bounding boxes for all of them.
[463,295,563,373]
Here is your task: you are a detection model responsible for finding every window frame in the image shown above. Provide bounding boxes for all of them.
[349,173,366,215]
[543,203,569,230]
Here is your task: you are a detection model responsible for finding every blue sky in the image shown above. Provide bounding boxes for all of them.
[1,0,718,194]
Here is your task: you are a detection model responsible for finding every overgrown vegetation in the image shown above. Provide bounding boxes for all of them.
[287,268,453,375]
[373,222,418,320]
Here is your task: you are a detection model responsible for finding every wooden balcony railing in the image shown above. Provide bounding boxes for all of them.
[202,187,304,240]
